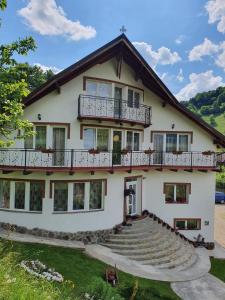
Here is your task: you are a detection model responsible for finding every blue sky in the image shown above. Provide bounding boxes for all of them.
[1,0,225,100]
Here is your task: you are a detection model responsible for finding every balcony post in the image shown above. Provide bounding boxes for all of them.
[70,149,74,170]
[191,152,193,168]
[24,148,27,170]
[130,150,133,172]
[78,95,81,118]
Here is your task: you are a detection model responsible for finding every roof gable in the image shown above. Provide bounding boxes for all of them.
[24,34,225,147]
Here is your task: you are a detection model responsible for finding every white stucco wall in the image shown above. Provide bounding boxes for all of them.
[0,57,217,242]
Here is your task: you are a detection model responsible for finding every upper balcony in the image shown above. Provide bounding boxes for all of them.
[0,149,220,174]
[77,94,152,127]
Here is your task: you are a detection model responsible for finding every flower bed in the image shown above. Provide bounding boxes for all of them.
[20,260,63,282]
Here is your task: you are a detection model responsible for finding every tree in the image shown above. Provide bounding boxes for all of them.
[0,1,36,147]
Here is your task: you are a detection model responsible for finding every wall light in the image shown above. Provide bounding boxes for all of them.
[37,114,42,120]
[171,123,175,129]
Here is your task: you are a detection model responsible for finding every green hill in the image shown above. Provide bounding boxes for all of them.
[181,86,225,135]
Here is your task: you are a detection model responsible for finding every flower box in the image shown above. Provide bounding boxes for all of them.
[121,149,129,155]
[202,150,215,156]
[144,149,155,154]
[40,148,54,154]
[172,151,183,155]
[88,148,100,155]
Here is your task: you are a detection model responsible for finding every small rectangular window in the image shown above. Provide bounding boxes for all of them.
[35,126,47,150]
[30,182,43,211]
[73,183,85,210]
[15,182,25,209]
[54,182,68,211]
[176,184,188,203]
[0,180,10,209]
[99,83,111,98]
[84,128,96,149]
[165,183,189,203]
[165,184,175,203]
[89,181,103,210]
[175,219,201,230]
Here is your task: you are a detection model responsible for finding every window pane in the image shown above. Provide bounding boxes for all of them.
[87,81,97,96]
[175,220,186,230]
[165,184,174,203]
[30,182,43,211]
[97,129,109,151]
[134,133,140,151]
[24,135,33,149]
[126,131,133,150]
[89,181,102,210]
[179,135,188,152]
[187,219,200,230]
[35,126,46,149]
[176,184,187,203]
[15,182,25,209]
[0,180,10,209]
[84,128,96,149]
[134,92,140,108]
[54,182,68,211]
[128,89,133,108]
[99,83,111,97]
[166,134,177,152]
[73,183,85,210]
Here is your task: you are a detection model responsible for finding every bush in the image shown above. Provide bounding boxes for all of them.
[81,278,124,300]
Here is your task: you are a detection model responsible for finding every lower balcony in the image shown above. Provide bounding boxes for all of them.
[0,149,219,174]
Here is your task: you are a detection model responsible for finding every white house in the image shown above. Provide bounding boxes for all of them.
[0,34,224,244]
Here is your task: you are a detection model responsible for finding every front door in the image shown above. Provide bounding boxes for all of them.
[112,130,122,165]
[114,87,122,118]
[53,128,66,166]
[126,181,137,216]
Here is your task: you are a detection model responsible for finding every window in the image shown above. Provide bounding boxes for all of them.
[164,183,190,203]
[97,129,109,151]
[30,182,43,211]
[0,180,10,209]
[89,181,103,210]
[166,134,177,152]
[127,89,140,108]
[73,183,85,210]
[24,126,47,149]
[174,219,201,230]
[87,81,111,98]
[179,134,189,152]
[15,182,25,209]
[54,182,68,212]
[84,128,109,151]
[126,131,140,151]
[35,126,47,149]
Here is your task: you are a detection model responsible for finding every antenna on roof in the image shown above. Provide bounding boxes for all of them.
[120,25,127,34]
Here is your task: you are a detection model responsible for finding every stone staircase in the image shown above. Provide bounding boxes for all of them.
[102,217,198,271]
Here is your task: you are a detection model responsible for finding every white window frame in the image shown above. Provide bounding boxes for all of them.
[127,88,143,107]
[153,132,190,152]
[53,180,105,213]
[125,131,141,151]
[83,127,110,151]
[86,80,113,98]
[164,183,189,203]
[175,219,201,230]
[0,180,44,212]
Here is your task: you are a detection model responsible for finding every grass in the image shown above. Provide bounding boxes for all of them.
[203,114,225,135]
[210,257,225,283]
[0,238,180,300]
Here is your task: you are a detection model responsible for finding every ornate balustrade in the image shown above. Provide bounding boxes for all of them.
[0,149,219,172]
[78,94,152,127]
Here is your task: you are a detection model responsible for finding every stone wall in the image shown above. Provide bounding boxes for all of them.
[0,222,114,244]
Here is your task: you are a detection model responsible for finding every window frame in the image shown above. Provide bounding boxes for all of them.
[86,80,112,98]
[152,132,191,152]
[164,183,191,204]
[52,180,106,213]
[24,125,47,150]
[125,131,141,151]
[174,218,201,230]
[0,179,44,212]
[83,127,110,151]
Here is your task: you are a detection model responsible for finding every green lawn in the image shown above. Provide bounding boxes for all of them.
[210,257,225,283]
[203,114,225,135]
[0,238,180,300]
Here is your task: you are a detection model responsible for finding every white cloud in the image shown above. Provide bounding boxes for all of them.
[132,42,181,68]
[34,63,61,74]
[176,70,225,101]
[18,0,96,41]
[205,0,225,33]
[160,72,168,80]
[215,41,225,70]
[188,38,219,61]
[177,68,184,82]
[175,35,185,45]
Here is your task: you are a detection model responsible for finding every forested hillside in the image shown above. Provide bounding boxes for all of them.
[181,86,225,135]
